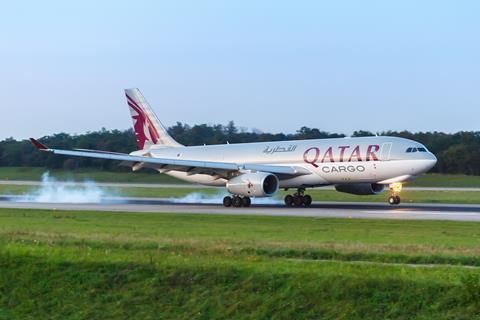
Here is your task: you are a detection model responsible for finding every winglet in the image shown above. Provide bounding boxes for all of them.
[30,138,49,151]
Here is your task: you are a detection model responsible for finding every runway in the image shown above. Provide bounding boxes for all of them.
[1,195,480,222]
[1,180,479,191]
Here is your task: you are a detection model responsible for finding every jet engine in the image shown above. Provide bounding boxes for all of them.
[226,172,279,197]
[335,183,385,195]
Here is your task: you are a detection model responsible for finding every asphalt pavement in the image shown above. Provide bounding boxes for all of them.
[1,195,479,222]
[1,180,479,191]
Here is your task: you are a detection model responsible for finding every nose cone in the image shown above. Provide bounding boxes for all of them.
[412,152,437,175]
[421,153,437,173]
[428,152,438,169]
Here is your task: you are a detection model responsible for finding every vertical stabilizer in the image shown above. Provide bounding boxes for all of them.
[124,88,183,150]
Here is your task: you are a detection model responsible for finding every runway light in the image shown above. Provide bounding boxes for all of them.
[389,182,403,193]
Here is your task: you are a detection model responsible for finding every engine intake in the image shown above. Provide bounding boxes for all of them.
[335,183,385,195]
[226,172,279,197]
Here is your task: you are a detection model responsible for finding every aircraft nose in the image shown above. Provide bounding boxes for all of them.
[426,153,437,170]
[413,153,437,174]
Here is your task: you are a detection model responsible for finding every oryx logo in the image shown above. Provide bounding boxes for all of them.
[126,94,159,149]
[246,181,253,189]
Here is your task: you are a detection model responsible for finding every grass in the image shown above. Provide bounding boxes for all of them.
[1,167,480,188]
[1,184,480,204]
[409,174,480,188]
[0,208,480,319]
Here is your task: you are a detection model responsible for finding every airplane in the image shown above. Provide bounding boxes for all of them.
[30,88,437,207]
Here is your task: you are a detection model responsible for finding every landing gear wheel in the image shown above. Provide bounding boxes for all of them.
[388,196,396,205]
[284,195,294,206]
[394,196,401,205]
[293,195,304,207]
[242,197,251,207]
[303,195,312,207]
[232,196,242,207]
[388,196,401,205]
[223,196,233,207]
[388,183,402,206]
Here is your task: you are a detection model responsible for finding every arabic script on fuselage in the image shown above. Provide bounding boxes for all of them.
[262,144,298,155]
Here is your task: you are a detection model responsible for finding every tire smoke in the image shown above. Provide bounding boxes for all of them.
[11,172,282,205]
[17,172,111,203]
[170,191,282,205]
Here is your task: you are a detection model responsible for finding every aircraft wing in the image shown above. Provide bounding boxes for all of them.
[30,138,311,178]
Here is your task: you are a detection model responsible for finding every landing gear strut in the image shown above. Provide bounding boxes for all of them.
[284,188,312,207]
[388,183,402,205]
[223,195,251,207]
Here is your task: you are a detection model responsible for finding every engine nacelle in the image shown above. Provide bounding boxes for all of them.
[226,172,279,197]
[335,183,385,195]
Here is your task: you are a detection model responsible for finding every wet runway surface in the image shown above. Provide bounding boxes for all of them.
[1,195,480,222]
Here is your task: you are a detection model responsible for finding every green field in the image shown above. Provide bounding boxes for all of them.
[409,173,480,188]
[1,167,480,188]
[0,208,479,319]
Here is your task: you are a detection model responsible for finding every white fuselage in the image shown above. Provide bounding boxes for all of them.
[132,136,437,189]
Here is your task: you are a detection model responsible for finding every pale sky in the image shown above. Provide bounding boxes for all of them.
[1,0,479,140]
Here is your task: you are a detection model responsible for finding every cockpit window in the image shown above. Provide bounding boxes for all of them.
[406,146,428,153]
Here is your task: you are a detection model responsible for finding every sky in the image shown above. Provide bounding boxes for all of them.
[1,0,479,140]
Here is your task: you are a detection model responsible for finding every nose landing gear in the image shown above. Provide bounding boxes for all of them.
[388,195,401,205]
[284,188,312,207]
[388,183,402,205]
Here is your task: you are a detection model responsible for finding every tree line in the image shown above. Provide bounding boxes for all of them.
[1,121,479,175]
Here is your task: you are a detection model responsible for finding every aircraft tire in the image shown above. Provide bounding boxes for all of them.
[303,195,312,207]
[242,197,251,207]
[223,196,233,207]
[232,196,243,207]
[395,196,401,205]
[388,196,397,205]
[293,195,304,207]
[284,195,294,206]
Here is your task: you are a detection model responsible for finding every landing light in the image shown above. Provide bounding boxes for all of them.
[389,182,403,193]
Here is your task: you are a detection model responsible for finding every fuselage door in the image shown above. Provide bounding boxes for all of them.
[380,143,392,161]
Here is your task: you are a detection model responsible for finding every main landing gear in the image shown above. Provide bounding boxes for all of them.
[223,195,251,207]
[388,183,402,205]
[284,188,312,207]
